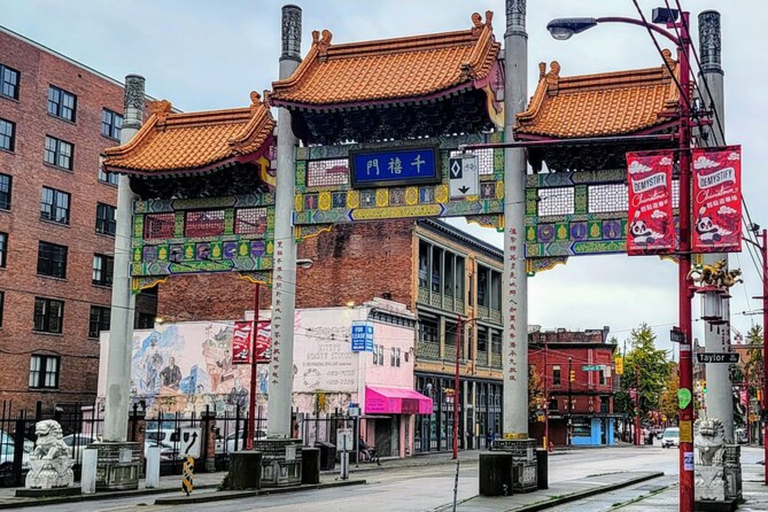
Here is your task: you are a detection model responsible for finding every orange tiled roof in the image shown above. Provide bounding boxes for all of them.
[515,50,680,139]
[270,11,501,107]
[104,91,275,175]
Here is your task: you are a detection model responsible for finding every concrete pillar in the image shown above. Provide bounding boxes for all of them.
[698,10,733,443]
[104,75,143,442]
[502,0,528,438]
[81,448,98,494]
[267,4,302,438]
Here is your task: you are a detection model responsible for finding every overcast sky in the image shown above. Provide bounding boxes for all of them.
[3,0,766,354]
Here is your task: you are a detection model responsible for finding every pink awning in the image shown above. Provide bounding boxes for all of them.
[365,386,433,415]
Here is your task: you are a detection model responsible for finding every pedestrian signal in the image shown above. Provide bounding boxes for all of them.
[569,370,576,383]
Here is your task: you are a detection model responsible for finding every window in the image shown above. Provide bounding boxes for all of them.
[373,345,385,366]
[44,136,73,170]
[96,203,116,235]
[37,242,68,278]
[0,232,6,267]
[29,355,60,389]
[0,64,19,100]
[0,118,15,151]
[33,297,64,333]
[234,208,267,235]
[552,365,561,387]
[418,241,429,288]
[144,213,175,239]
[0,291,4,328]
[390,347,401,367]
[89,306,111,338]
[92,254,114,286]
[135,312,155,329]
[47,85,77,122]
[40,187,70,224]
[0,173,11,210]
[101,109,123,140]
[98,156,119,185]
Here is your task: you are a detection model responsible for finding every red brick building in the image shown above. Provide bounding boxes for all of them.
[528,327,619,446]
[0,27,156,413]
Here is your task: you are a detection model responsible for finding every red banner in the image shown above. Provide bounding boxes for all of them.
[232,321,252,364]
[232,320,272,364]
[626,151,676,255]
[692,146,742,253]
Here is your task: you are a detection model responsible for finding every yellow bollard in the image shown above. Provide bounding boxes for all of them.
[182,456,194,495]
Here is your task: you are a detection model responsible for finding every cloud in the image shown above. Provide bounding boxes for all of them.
[718,205,737,215]
[728,151,740,161]
[628,160,652,174]
[651,210,666,218]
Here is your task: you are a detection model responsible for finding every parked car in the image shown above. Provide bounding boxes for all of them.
[144,429,180,455]
[221,430,268,454]
[735,428,747,444]
[146,441,183,461]
[62,434,99,460]
[0,442,31,472]
[662,427,680,448]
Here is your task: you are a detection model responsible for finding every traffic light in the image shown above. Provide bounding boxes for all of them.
[569,369,576,383]
[702,380,707,394]
[615,357,624,376]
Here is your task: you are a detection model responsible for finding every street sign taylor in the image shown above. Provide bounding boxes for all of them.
[449,154,479,199]
[696,352,740,364]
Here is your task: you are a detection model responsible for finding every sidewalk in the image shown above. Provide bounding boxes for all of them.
[433,471,664,512]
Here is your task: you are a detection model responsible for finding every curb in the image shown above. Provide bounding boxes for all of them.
[508,471,665,512]
[0,483,220,510]
[321,458,480,475]
[154,478,366,505]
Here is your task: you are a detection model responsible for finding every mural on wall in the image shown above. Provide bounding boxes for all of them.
[103,323,270,418]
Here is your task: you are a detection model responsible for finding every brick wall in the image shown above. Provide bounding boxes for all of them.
[0,30,152,412]
[158,220,416,321]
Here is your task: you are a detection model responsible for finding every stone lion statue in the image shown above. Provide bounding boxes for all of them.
[25,420,74,490]
[694,417,725,466]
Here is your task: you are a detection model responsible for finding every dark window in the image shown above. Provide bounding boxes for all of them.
[135,312,155,329]
[144,213,175,239]
[44,136,73,170]
[184,210,225,237]
[98,156,118,185]
[92,254,114,286]
[0,173,11,210]
[96,203,116,235]
[40,187,70,224]
[88,306,111,338]
[553,366,561,387]
[0,290,4,328]
[33,297,64,333]
[477,328,488,352]
[47,85,77,122]
[29,355,60,389]
[0,232,6,267]
[101,109,123,140]
[0,64,19,100]
[549,398,558,411]
[0,118,15,151]
[418,240,429,288]
[37,241,68,278]
[234,208,267,235]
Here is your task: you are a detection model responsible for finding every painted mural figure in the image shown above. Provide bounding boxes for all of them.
[228,378,249,412]
[160,357,182,390]
[143,338,164,391]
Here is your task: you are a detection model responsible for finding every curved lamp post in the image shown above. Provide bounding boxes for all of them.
[547,7,696,512]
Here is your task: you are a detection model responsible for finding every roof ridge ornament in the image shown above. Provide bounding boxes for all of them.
[471,11,494,37]
[312,29,333,57]
[660,48,676,76]
[150,99,172,126]
[544,61,560,89]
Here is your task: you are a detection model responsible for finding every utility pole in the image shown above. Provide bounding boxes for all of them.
[762,228,768,484]
[453,314,462,460]
[635,364,641,446]
[544,336,549,449]
[568,356,573,447]
[246,284,260,451]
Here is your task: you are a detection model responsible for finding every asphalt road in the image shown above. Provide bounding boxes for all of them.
[18,443,764,512]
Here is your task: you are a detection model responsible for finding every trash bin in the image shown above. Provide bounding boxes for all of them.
[314,441,336,471]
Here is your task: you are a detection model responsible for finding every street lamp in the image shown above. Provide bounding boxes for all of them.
[549,7,695,511]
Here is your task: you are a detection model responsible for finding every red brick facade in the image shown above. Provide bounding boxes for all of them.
[0,29,154,413]
[157,220,416,321]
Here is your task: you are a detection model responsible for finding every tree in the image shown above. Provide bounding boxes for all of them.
[744,325,764,386]
[528,364,547,418]
[659,371,680,423]
[619,324,673,425]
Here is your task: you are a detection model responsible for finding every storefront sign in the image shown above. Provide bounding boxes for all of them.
[351,321,374,352]
[626,151,675,255]
[692,146,742,253]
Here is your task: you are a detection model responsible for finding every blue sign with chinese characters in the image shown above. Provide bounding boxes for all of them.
[351,321,374,352]
[350,146,440,188]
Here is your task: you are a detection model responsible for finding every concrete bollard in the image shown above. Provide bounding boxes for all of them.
[145,446,161,489]
[81,448,98,494]
[536,448,548,490]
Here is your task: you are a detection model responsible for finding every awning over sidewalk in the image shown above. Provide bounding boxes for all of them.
[365,386,433,415]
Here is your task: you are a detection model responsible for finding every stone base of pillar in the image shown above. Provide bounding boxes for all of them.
[91,442,141,491]
[693,498,738,512]
[491,438,538,493]
[253,439,302,488]
[723,444,742,501]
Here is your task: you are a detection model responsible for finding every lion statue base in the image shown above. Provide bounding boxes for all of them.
[694,416,728,502]
[25,420,75,490]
